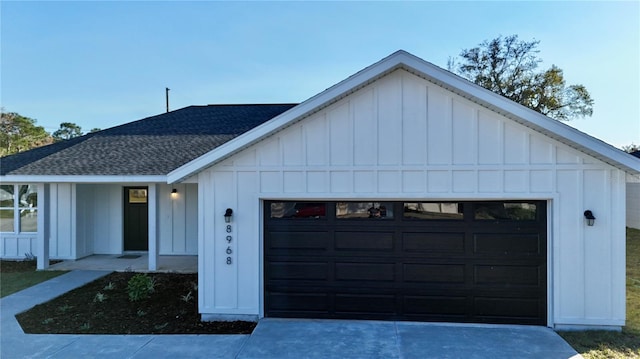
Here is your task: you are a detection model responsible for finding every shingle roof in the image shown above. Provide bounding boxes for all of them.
[0,104,296,176]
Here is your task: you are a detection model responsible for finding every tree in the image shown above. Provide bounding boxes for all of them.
[448,35,594,121]
[0,109,52,156]
[622,143,639,153]
[52,122,83,142]
[89,128,101,133]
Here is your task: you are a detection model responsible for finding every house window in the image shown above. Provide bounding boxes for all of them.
[403,202,463,220]
[0,184,37,233]
[336,202,394,219]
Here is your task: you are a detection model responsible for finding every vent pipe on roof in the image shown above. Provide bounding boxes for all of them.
[166,87,170,113]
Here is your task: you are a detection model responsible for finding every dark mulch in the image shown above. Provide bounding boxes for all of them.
[0,259,61,272]
[15,272,256,334]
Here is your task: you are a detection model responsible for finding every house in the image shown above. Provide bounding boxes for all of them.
[2,51,639,330]
[628,150,640,229]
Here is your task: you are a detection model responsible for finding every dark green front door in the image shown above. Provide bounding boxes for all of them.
[123,187,148,251]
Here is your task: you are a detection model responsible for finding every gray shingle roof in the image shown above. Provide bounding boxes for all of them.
[0,104,296,176]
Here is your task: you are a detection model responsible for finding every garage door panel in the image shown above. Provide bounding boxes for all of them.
[473,233,543,255]
[474,297,542,319]
[268,231,329,250]
[404,295,467,315]
[335,262,395,282]
[268,261,328,280]
[403,232,465,253]
[267,292,329,312]
[334,231,394,251]
[335,294,396,314]
[474,265,542,286]
[403,263,465,283]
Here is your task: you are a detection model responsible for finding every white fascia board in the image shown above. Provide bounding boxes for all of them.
[0,175,167,183]
[168,50,640,183]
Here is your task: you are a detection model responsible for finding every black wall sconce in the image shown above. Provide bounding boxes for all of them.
[584,210,596,226]
[224,208,233,223]
[171,188,178,198]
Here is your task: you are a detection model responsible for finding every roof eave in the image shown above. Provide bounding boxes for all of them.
[0,175,167,184]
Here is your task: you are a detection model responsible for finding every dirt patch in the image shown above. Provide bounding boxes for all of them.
[15,272,256,334]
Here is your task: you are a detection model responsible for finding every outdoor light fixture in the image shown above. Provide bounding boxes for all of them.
[224,208,233,223]
[584,210,596,226]
[171,188,178,198]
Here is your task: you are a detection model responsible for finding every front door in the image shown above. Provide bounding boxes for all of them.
[123,187,148,251]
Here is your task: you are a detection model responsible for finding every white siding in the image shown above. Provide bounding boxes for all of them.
[158,183,198,255]
[628,174,640,229]
[195,69,624,327]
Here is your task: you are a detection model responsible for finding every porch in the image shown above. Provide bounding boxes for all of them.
[47,254,197,273]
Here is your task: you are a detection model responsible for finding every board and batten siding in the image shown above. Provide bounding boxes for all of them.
[627,174,640,229]
[196,69,625,328]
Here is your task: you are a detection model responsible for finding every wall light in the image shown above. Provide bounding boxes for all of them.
[584,210,596,226]
[224,208,233,223]
[171,188,178,199]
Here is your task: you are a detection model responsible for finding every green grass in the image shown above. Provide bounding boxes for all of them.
[560,227,640,358]
[0,260,68,298]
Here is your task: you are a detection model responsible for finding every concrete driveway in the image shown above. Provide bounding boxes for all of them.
[1,270,581,358]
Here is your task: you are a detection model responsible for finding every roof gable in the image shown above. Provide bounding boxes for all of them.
[168,50,640,183]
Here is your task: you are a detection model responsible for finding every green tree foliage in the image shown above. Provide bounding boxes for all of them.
[448,35,594,121]
[52,122,83,142]
[0,110,52,156]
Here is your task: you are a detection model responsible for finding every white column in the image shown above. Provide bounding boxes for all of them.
[37,183,49,270]
[148,184,158,271]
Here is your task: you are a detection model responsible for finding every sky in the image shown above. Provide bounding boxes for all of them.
[1,1,638,149]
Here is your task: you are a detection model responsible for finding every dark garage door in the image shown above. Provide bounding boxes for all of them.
[264,201,547,325]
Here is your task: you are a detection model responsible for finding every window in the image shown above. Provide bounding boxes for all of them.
[474,202,537,221]
[270,202,326,219]
[336,202,393,219]
[0,184,38,233]
[403,202,463,220]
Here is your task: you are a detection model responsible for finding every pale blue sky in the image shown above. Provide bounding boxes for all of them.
[1,1,638,148]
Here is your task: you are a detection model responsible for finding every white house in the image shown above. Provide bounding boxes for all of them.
[2,51,639,330]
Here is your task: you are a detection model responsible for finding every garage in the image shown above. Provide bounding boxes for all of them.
[265,200,547,325]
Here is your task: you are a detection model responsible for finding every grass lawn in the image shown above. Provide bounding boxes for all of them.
[0,260,68,298]
[559,227,640,358]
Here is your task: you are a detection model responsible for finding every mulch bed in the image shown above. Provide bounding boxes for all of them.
[15,272,256,334]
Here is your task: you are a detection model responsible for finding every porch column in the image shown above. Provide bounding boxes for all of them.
[36,183,49,270]
[148,184,158,271]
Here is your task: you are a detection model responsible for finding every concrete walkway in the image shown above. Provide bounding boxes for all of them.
[1,270,581,358]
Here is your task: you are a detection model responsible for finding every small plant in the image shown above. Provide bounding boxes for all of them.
[136,309,147,317]
[93,292,107,303]
[127,273,155,302]
[180,291,193,303]
[103,282,115,291]
[124,266,133,272]
[41,318,54,325]
[79,322,91,331]
[24,252,36,261]
[57,304,73,313]
[190,281,198,291]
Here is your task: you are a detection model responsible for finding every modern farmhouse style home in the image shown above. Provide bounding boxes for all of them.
[2,51,639,330]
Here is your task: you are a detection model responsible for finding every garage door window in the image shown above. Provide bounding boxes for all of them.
[336,202,393,219]
[403,202,463,220]
[270,202,326,219]
[474,202,537,220]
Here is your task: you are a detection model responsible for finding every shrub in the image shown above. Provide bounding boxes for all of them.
[127,274,155,302]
